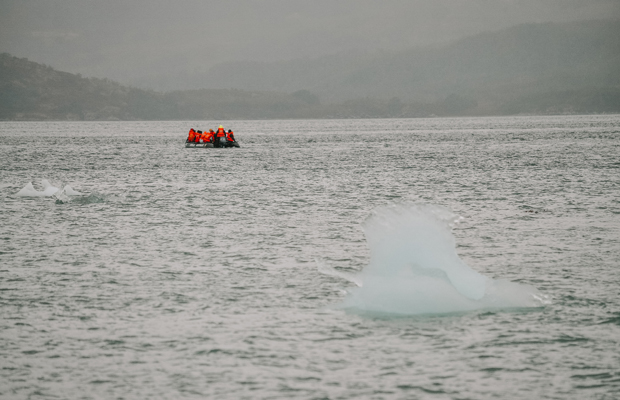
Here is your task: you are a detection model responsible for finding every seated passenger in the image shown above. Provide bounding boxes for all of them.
[194,130,203,143]
[187,128,196,143]
[225,129,235,146]
[204,129,215,144]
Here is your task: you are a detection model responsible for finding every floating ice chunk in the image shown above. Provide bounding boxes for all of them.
[41,179,60,196]
[16,180,72,197]
[16,182,45,197]
[63,185,83,196]
[362,204,488,300]
[329,203,549,316]
[53,189,70,203]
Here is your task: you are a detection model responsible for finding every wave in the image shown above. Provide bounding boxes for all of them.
[58,192,107,205]
[323,203,549,316]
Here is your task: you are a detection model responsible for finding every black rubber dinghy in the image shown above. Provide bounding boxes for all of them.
[185,142,240,148]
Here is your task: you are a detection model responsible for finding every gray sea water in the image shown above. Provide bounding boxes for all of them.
[1,115,619,399]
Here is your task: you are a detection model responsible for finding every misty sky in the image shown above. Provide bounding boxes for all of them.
[1,0,619,89]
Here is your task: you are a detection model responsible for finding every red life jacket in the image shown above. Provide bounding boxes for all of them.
[217,127,225,137]
[226,131,234,142]
[188,129,195,142]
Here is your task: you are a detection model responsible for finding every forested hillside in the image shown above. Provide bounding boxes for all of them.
[0,54,178,120]
[0,54,322,120]
[1,19,619,120]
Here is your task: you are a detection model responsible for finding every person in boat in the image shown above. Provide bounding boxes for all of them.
[187,128,196,143]
[194,130,203,144]
[204,129,215,144]
[215,125,226,148]
[225,129,236,147]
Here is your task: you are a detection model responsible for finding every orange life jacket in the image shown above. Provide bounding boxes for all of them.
[226,131,234,142]
[205,132,214,142]
[194,131,203,142]
[188,129,195,142]
[217,127,225,137]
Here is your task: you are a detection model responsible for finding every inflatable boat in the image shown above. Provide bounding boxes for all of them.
[185,141,240,148]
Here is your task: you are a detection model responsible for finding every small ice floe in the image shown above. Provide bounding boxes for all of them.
[41,179,60,196]
[16,181,57,197]
[54,184,86,203]
[15,182,39,196]
[16,179,83,198]
[63,185,83,196]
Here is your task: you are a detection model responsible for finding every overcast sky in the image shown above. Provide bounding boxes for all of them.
[1,0,618,89]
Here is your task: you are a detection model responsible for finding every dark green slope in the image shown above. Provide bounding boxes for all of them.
[0,53,179,120]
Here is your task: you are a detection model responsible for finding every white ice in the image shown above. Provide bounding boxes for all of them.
[16,179,83,197]
[63,185,83,196]
[331,203,549,316]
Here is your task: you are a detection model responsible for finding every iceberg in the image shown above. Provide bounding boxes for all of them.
[331,203,549,316]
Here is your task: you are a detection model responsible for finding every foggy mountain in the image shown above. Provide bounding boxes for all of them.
[1,0,619,90]
[2,18,619,121]
[192,19,620,104]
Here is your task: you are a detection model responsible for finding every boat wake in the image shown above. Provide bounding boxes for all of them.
[321,203,550,316]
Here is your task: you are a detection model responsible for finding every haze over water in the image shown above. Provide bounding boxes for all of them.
[1,115,619,399]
